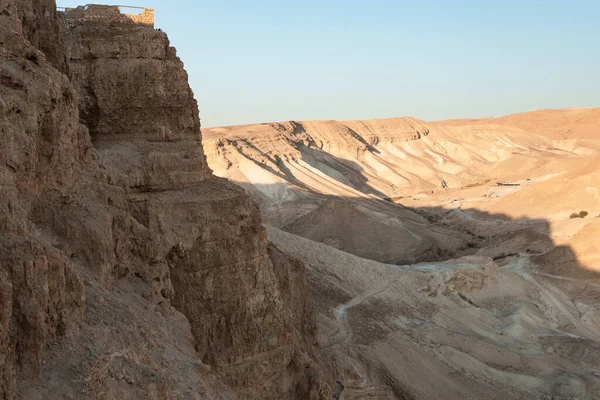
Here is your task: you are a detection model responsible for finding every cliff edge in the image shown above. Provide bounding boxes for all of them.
[1,2,331,399]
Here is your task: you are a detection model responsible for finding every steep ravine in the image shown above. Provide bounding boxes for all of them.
[1,2,332,399]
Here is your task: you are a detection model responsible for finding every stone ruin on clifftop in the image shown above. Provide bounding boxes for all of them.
[58,4,155,27]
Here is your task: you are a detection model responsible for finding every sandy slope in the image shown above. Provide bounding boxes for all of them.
[269,227,600,400]
[204,117,580,200]
[461,156,600,221]
[203,108,600,398]
[438,107,600,140]
[204,109,599,266]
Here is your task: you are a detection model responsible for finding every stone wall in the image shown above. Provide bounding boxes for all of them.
[61,4,154,27]
[124,8,153,25]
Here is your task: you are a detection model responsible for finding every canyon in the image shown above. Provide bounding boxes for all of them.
[2,2,600,400]
[204,111,600,398]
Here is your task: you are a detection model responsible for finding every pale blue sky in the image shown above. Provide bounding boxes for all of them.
[58,1,600,127]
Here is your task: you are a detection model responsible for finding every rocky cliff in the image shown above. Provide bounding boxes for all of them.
[1,0,87,396]
[1,2,330,399]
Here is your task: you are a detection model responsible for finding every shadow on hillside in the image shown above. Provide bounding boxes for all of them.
[211,123,598,278]
[229,180,600,400]
[228,180,599,283]
[219,133,390,198]
[297,145,393,198]
[270,120,381,155]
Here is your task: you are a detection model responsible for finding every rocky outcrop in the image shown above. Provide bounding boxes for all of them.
[13,0,69,72]
[0,228,85,394]
[60,4,330,399]
[1,1,330,399]
[267,243,333,399]
[1,1,87,397]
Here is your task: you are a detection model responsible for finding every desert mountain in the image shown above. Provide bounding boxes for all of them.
[441,107,600,140]
[205,110,600,398]
[204,112,600,263]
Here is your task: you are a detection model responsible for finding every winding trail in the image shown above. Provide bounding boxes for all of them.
[324,276,403,348]
[453,207,475,220]
[324,255,600,350]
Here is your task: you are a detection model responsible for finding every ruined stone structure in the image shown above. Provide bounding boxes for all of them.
[60,4,154,27]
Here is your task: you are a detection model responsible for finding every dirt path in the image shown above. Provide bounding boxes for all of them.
[324,275,403,348]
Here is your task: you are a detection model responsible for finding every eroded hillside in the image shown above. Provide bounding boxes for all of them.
[204,114,600,265]
[440,107,600,141]
[205,111,600,399]
[1,3,332,399]
[3,1,600,399]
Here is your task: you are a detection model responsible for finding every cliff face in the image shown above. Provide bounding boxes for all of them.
[64,7,211,189]
[1,2,329,399]
[1,0,86,397]
[12,0,69,73]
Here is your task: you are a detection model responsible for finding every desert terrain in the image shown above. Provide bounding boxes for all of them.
[2,1,600,399]
[205,109,600,399]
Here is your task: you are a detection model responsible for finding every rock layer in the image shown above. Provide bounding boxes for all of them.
[203,114,600,265]
[1,1,87,397]
[66,4,331,399]
[1,2,330,399]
